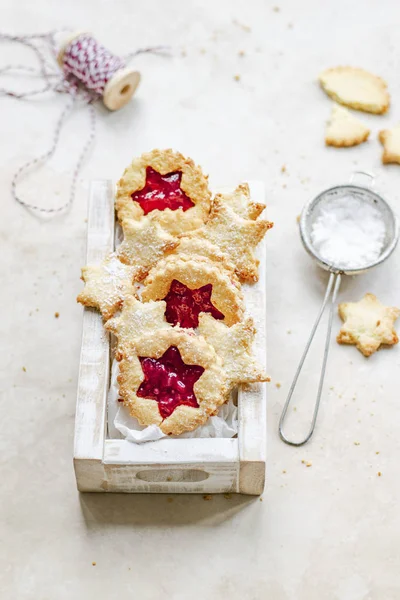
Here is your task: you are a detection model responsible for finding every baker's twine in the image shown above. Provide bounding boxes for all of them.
[0,31,168,214]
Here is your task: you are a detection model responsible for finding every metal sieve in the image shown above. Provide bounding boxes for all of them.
[279,172,399,446]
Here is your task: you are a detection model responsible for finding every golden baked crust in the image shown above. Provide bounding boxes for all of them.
[142,255,245,326]
[198,313,270,389]
[117,216,178,280]
[118,329,228,435]
[216,183,265,220]
[319,66,390,114]
[116,149,211,235]
[105,296,171,360]
[378,125,400,164]
[337,293,400,357]
[325,104,370,147]
[167,238,235,273]
[185,197,273,282]
[77,252,137,320]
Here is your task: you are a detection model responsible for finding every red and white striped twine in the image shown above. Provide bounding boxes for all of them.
[0,31,168,214]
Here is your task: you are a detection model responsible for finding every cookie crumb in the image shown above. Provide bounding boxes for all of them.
[287,329,292,334]
[203,494,212,501]
[281,165,286,173]
[92,562,96,566]
[296,215,301,223]
[377,471,382,477]
[22,367,26,372]
[275,382,281,389]
[232,19,251,32]
[354,441,360,446]
[306,461,312,467]
[223,493,232,499]
[282,470,286,474]
[273,6,280,12]
[259,497,263,501]
[54,312,59,318]
[376,451,380,455]
[301,459,305,464]
[234,74,241,82]
[238,50,245,57]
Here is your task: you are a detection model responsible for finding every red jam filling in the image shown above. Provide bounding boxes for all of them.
[131,167,194,214]
[137,346,204,418]
[163,280,224,328]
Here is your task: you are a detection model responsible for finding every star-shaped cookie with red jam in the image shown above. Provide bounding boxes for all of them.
[198,313,269,390]
[77,252,137,320]
[118,329,228,435]
[337,293,400,357]
[105,296,171,360]
[117,216,178,280]
[142,255,244,327]
[185,197,273,282]
[116,149,211,235]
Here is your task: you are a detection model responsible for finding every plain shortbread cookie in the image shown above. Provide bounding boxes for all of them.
[319,67,390,114]
[325,104,370,147]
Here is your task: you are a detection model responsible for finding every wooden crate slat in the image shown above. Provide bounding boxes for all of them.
[74,181,114,468]
[238,181,267,494]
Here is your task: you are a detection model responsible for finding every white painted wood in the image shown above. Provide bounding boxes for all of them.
[74,181,114,490]
[238,181,268,494]
[74,180,267,495]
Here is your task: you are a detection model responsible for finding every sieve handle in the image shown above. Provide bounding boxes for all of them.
[278,272,342,446]
[349,170,375,189]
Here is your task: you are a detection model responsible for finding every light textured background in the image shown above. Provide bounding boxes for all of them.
[1,1,400,598]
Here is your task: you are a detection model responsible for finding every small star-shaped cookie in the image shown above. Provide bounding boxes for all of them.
[77,253,137,320]
[198,313,270,388]
[117,216,179,280]
[185,197,273,282]
[216,183,266,220]
[379,125,400,165]
[337,293,400,357]
[105,296,171,360]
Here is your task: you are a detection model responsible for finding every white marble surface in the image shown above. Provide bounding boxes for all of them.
[1,0,400,598]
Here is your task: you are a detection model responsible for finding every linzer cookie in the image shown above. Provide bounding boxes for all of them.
[118,329,228,435]
[116,149,211,235]
[142,255,244,327]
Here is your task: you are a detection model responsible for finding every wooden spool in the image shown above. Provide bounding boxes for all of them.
[57,32,140,111]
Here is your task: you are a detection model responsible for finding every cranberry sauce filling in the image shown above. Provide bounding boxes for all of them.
[163,280,225,328]
[137,346,204,418]
[131,167,194,214]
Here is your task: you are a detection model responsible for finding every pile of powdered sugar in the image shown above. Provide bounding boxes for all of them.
[310,194,386,269]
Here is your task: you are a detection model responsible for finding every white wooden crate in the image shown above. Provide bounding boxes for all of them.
[74,180,267,494]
